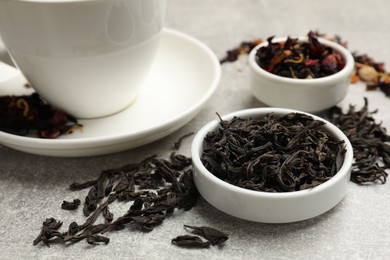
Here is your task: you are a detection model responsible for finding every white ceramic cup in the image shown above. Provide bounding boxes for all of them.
[0,0,165,118]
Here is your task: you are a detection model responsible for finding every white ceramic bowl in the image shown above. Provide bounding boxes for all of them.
[248,37,354,112]
[191,108,353,223]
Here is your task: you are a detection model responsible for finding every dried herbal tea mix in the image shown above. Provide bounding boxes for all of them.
[330,98,389,184]
[220,30,390,97]
[351,53,390,96]
[201,112,346,192]
[0,93,82,138]
[255,31,345,79]
[33,151,199,246]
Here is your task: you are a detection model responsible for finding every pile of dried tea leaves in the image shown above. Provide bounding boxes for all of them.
[33,151,199,246]
[0,93,82,138]
[255,31,345,79]
[201,112,346,192]
[330,98,389,184]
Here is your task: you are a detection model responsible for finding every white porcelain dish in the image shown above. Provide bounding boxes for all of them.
[249,37,354,112]
[191,108,353,223]
[0,28,221,157]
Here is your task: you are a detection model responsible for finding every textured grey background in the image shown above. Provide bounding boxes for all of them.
[1,0,390,259]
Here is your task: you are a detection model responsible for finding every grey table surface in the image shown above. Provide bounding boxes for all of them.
[1,0,390,259]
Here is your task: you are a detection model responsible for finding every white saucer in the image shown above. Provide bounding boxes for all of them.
[0,28,221,157]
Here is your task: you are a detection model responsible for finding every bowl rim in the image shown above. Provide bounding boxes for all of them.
[191,107,354,199]
[248,36,355,85]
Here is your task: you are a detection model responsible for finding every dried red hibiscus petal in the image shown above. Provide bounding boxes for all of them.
[0,93,82,138]
[308,31,326,57]
[255,31,345,79]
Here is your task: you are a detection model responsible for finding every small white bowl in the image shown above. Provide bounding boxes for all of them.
[248,37,355,112]
[191,108,353,223]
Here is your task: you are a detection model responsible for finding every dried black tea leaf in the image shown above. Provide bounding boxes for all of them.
[83,186,98,216]
[33,218,64,247]
[201,112,346,192]
[173,132,194,150]
[86,235,110,245]
[170,152,192,169]
[184,225,228,245]
[61,199,81,210]
[67,222,80,236]
[330,98,389,184]
[171,235,211,248]
[130,213,166,232]
[102,206,114,224]
[69,180,96,191]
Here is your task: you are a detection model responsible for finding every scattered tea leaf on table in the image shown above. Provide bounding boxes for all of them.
[330,98,389,184]
[86,235,110,246]
[171,235,211,248]
[33,218,63,247]
[184,225,229,245]
[61,199,81,210]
